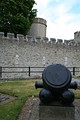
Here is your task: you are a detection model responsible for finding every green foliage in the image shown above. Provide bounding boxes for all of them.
[0,0,37,35]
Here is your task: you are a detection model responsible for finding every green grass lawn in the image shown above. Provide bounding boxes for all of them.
[74,76,80,80]
[0,80,41,120]
[0,79,80,120]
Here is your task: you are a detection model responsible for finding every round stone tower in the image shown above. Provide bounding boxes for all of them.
[74,31,80,43]
[28,17,47,38]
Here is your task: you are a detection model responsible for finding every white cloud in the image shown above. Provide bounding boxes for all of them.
[34,0,51,15]
[34,0,80,39]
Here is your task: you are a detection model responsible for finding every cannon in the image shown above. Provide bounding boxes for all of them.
[35,64,77,105]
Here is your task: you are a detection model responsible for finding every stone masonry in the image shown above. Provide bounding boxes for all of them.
[0,32,80,79]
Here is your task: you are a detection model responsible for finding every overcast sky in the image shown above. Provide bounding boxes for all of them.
[34,0,80,40]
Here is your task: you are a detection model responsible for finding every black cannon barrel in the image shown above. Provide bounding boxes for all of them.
[42,64,72,94]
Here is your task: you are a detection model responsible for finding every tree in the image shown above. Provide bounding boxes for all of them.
[0,0,37,36]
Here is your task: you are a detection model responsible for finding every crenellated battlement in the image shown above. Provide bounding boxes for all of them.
[0,32,80,79]
[0,32,79,47]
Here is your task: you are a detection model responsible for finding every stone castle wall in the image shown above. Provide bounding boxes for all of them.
[0,32,80,79]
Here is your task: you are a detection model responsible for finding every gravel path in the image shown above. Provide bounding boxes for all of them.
[17,97,39,120]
